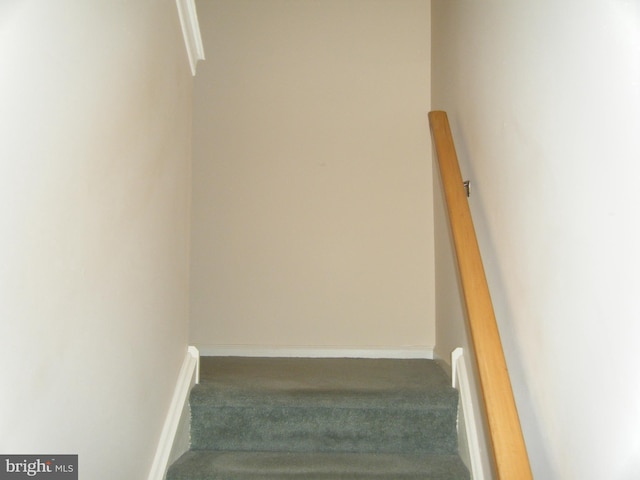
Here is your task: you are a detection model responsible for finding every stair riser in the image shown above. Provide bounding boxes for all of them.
[167,451,471,480]
[190,405,458,454]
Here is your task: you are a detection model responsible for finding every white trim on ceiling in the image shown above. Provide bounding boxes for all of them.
[176,0,205,76]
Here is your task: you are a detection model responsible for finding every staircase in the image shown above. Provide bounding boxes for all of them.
[166,357,469,480]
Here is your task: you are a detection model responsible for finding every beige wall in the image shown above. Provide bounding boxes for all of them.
[190,0,433,352]
[0,1,192,478]
[432,1,640,478]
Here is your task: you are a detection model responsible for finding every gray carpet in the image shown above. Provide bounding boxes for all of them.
[166,357,469,480]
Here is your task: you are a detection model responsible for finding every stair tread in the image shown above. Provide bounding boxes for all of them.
[192,357,457,409]
[167,451,470,480]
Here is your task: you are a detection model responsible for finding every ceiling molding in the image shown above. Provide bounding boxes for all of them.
[176,0,205,76]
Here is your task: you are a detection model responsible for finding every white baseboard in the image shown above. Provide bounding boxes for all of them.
[195,345,434,359]
[147,346,200,480]
[452,347,485,480]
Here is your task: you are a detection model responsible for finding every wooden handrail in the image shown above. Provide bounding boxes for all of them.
[429,111,532,480]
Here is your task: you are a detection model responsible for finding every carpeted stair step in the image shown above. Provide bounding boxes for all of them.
[166,451,470,480]
[189,357,459,455]
[166,357,469,480]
